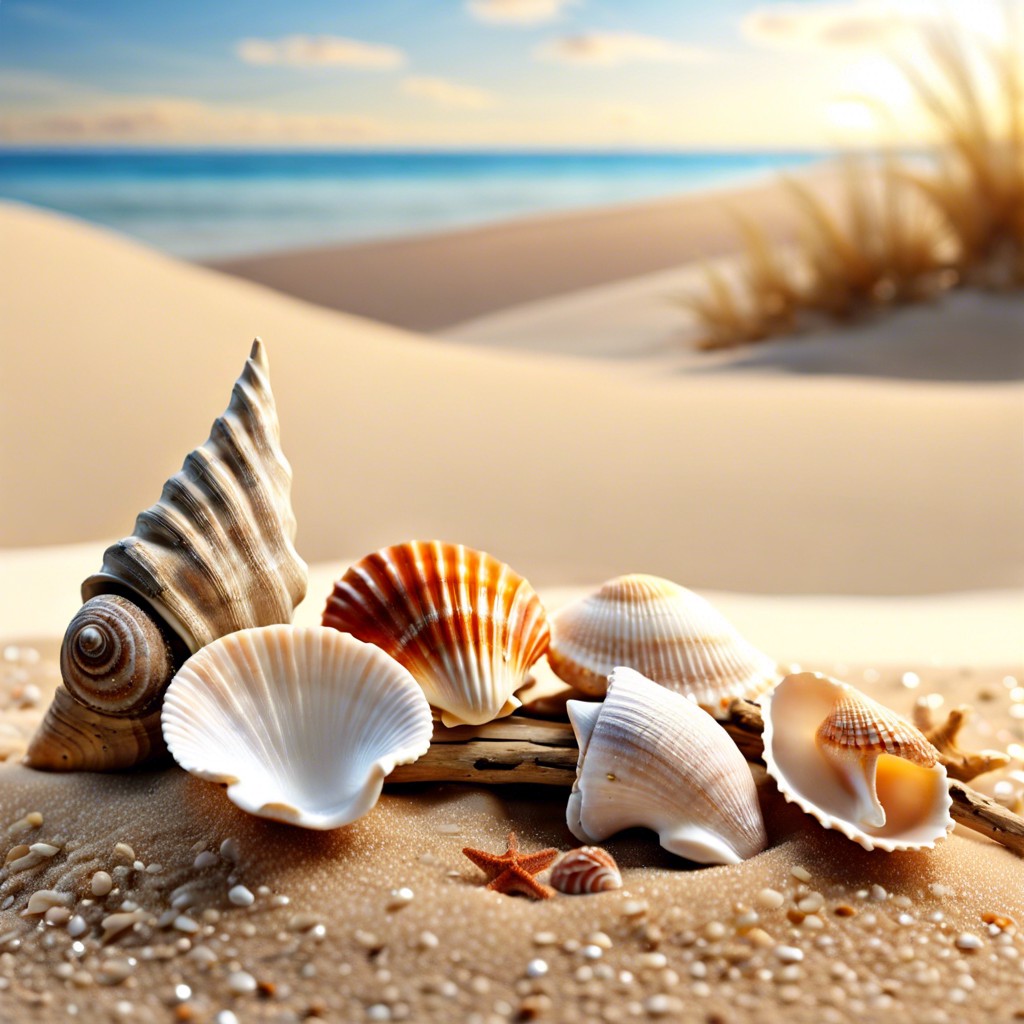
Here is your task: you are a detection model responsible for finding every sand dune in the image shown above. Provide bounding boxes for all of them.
[1,200,1022,596]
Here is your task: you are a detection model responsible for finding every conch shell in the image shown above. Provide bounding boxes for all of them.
[26,340,308,771]
[162,626,433,829]
[762,672,953,851]
[566,667,767,865]
[322,540,549,727]
[548,574,779,715]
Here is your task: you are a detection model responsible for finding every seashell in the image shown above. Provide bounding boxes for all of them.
[162,625,433,829]
[322,540,549,728]
[26,340,308,772]
[566,666,767,865]
[547,574,779,715]
[762,672,953,852]
[549,846,623,895]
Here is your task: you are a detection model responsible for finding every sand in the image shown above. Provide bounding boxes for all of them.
[1,200,1022,595]
[1,196,1022,1022]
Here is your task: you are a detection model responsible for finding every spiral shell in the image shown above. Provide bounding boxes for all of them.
[322,541,549,727]
[548,575,779,715]
[762,672,953,851]
[60,595,174,715]
[549,847,623,895]
[26,340,308,773]
[567,667,767,865]
[162,626,433,829]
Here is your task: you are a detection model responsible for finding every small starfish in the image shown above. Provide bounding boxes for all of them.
[462,831,558,900]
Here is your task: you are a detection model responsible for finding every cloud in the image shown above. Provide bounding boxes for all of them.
[536,32,710,66]
[741,2,910,50]
[236,34,405,69]
[466,0,578,25]
[400,76,495,109]
[0,98,386,144]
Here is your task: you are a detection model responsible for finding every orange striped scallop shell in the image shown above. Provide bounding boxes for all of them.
[322,541,549,727]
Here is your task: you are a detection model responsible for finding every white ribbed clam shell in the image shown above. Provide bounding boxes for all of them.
[566,667,767,865]
[549,575,779,714]
[322,541,549,728]
[162,626,432,830]
[762,672,953,852]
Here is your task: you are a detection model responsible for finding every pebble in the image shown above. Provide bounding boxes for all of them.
[704,921,727,940]
[791,866,812,883]
[228,885,254,907]
[644,994,682,1017]
[173,916,200,934]
[797,893,824,914]
[23,890,71,916]
[526,959,548,978]
[532,932,557,946]
[219,838,240,863]
[955,933,983,951]
[194,851,218,870]
[67,915,88,938]
[216,1012,240,1024]
[774,945,804,963]
[386,887,414,911]
[91,871,113,897]
[621,899,648,918]
[756,888,785,910]
[97,957,135,985]
[45,906,72,926]
[227,970,257,995]
[113,843,134,861]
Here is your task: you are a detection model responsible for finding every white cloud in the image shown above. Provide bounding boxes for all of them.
[236,34,405,69]
[741,2,911,50]
[467,0,578,25]
[400,76,495,110]
[0,98,386,144]
[536,31,710,66]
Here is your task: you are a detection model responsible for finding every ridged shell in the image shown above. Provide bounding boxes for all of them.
[24,687,164,772]
[26,340,308,773]
[762,672,953,852]
[548,575,779,715]
[566,667,767,865]
[83,339,307,653]
[162,626,433,830]
[550,847,623,895]
[322,541,549,727]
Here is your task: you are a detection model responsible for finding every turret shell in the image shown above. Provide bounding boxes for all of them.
[322,541,549,727]
[162,626,433,829]
[548,574,779,715]
[762,672,953,852]
[566,667,767,865]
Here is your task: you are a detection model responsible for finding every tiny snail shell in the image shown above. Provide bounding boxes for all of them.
[60,595,174,716]
[550,847,622,895]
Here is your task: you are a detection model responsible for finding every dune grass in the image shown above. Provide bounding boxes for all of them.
[684,9,1023,350]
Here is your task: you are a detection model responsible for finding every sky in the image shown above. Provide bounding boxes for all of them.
[0,0,1013,148]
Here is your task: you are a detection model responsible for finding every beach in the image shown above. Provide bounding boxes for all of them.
[1,175,1023,1023]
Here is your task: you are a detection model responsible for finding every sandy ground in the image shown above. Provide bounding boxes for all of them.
[1,200,1022,595]
[207,175,809,333]
[1,193,1022,1022]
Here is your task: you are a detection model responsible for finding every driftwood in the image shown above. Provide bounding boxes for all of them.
[387,699,1024,858]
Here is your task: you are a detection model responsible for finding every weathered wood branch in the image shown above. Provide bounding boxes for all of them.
[387,700,1024,858]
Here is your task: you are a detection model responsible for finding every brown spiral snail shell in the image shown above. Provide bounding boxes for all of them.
[25,339,309,771]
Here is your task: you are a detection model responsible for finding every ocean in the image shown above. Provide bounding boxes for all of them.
[0,149,821,260]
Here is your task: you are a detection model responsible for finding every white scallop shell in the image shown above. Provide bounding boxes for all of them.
[549,575,779,715]
[762,672,953,852]
[566,667,767,865]
[162,625,433,829]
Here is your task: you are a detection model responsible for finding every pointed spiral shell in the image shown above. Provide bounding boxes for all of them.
[60,595,174,715]
[550,847,623,895]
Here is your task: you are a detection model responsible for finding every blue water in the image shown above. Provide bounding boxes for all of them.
[0,149,822,259]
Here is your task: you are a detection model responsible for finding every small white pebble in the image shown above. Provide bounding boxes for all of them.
[30,842,60,858]
[704,921,727,940]
[756,888,785,910]
[67,915,87,938]
[216,1012,240,1024]
[228,885,254,907]
[644,994,681,1017]
[791,866,812,883]
[91,872,113,898]
[45,906,72,926]
[774,944,804,963]
[621,899,648,918]
[173,915,200,934]
[533,931,557,946]
[418,930,439,950]
[526,958,548,978]
[581,944,603,960]
[114,844,133,860]
[588,931,613,949]
[386,887,414,911]
[955,933,983,951]
[219,838,240,863]
[193,851,218,869]
[870,884,888,901]
[22,890,71,916]
[797,892,824,914]
[227,970,256,995]
[367,1005,392,1022]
